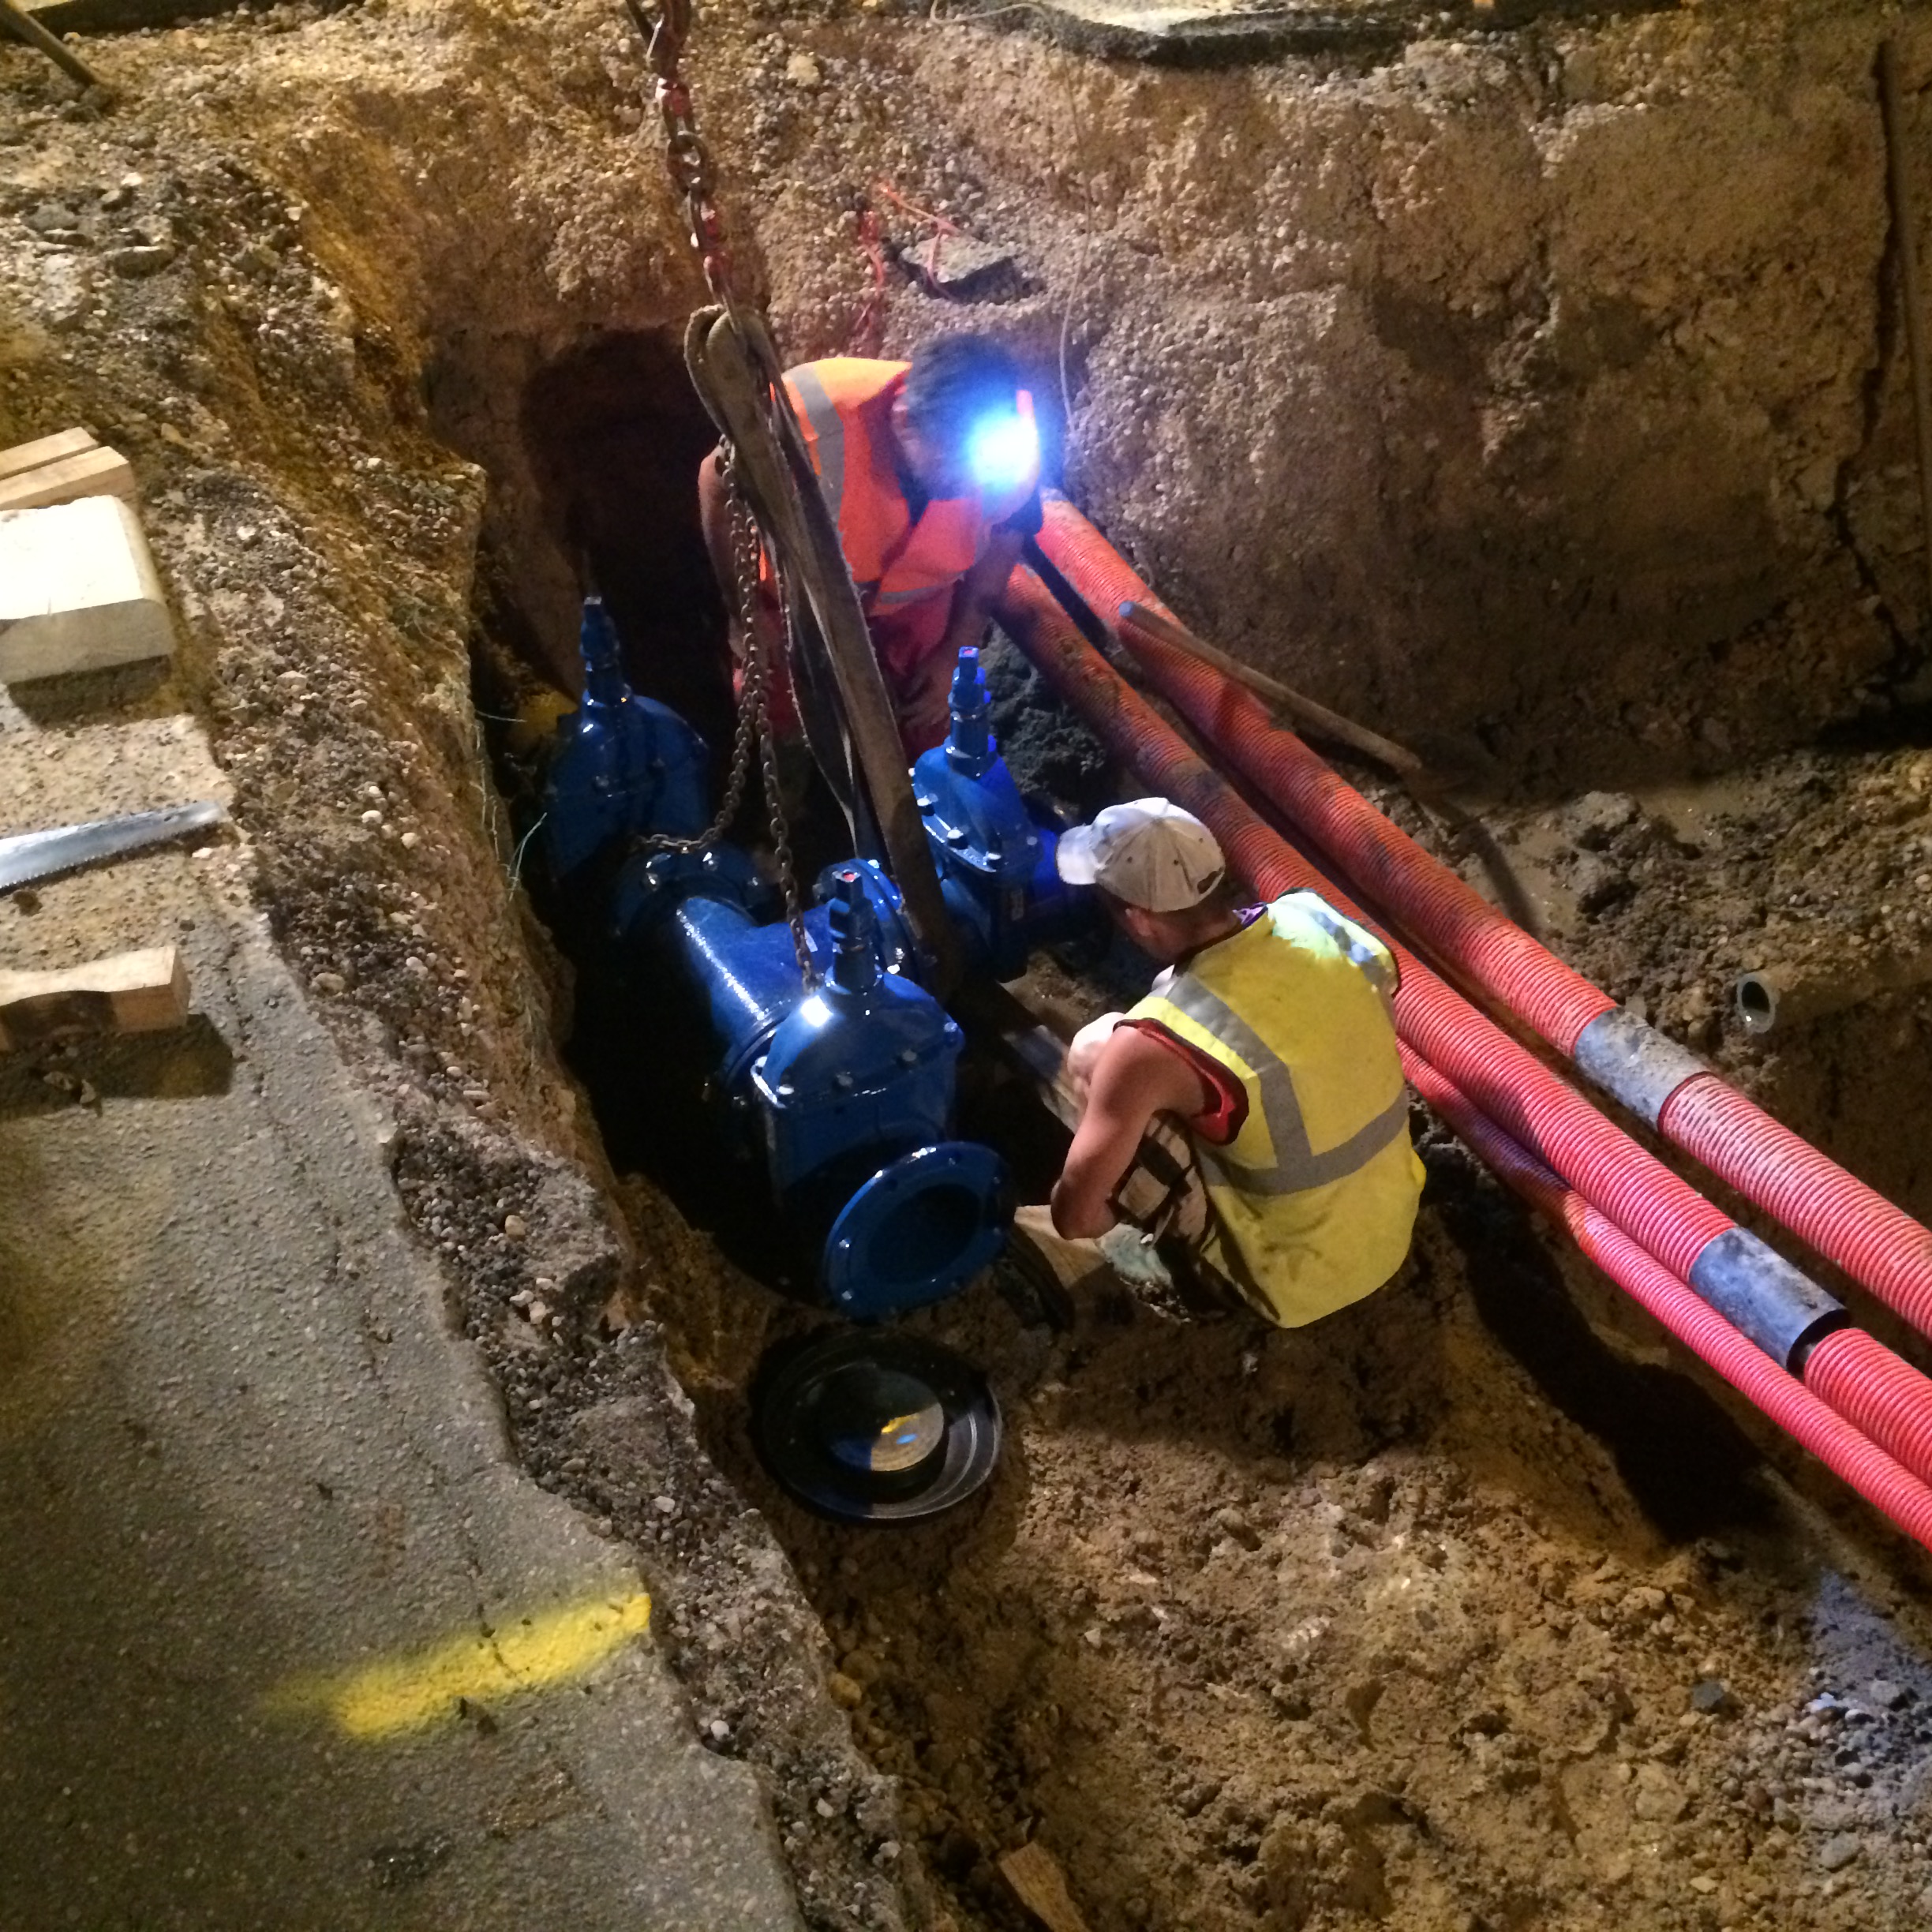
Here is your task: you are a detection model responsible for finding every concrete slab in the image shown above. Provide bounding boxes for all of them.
[942,0,1677,64]
[0,695,804,1928]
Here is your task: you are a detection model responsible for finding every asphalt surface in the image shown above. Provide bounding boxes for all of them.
[0,685,803,1929]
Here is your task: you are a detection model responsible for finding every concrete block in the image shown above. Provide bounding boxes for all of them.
[0,495,175,683]
[0,426,96,482]
[0,445,136,512]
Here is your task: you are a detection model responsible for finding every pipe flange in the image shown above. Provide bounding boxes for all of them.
[822,1140,1009,1319]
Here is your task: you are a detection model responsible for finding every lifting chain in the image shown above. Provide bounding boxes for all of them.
[623,1,816,986]
[740,481,817,987]
[625,0,736,309]
[628,454,816,986]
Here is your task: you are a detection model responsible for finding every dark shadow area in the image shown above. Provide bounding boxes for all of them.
[519,328,735,751]
[0,1015,234,1119]
[1816,691,1932,756]
[456,329,844,1298]
[2,657,178,728]
[1420,1133,1780,1542]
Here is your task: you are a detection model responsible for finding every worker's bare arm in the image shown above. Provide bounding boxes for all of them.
[942,525,1028,661]
[1050,1025,1208,1239]
[1066,1010,1126,1098]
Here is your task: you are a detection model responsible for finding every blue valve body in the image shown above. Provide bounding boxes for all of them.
[912,646,1088,979]
[544,603,1008,1316]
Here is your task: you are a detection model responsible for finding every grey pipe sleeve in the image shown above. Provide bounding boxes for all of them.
[1572,1005,1709,1129]
[1687,1227,1848,1371]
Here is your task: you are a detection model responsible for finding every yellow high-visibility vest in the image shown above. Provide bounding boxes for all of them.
[1127,892,1425,1327]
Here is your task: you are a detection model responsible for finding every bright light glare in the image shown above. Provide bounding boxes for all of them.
[798,994,832,1028]
[965,410,1039,497]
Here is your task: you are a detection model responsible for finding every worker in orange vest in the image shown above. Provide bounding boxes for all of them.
[698,335,1043,760]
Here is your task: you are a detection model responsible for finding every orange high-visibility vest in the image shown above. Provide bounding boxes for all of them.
[783,358,1015,621]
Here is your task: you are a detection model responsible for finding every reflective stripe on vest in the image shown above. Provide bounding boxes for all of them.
[787,364,848,523]
[1153,970,1410,1195]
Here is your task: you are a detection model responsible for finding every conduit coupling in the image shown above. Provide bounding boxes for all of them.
[1682,1228,1845,1371]
[1402,1045,1932,1558]
[994,565,1932,1510]
[1029,498,1932,1350]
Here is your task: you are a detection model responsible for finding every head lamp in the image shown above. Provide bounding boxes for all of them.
[963,388,1039,500]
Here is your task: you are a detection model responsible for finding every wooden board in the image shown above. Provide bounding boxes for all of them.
[0,493,175,683]
[999,1843,1093,1932]
[0,945,190,1052]
[0,444,136,512]
[0,425,96,482]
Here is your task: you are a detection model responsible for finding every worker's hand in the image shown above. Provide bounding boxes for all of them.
[1066,1012,1126,1097]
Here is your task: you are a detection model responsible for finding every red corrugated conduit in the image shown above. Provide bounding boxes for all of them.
[995,566,1932,1503]
[1661,1080,1932,1345]
[1402,1047,1932,1556]
[1804,1326,1932,1501]
[1000,565,1717,1273]
[1030,497,1932,1346]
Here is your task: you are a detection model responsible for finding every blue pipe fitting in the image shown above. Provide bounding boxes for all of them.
[812,859,919,980]
[912,647,1089,980]
[645,890,827,1091]
[545,597,713,880]
[545,610,1029,1320]
[757,876,957,1172]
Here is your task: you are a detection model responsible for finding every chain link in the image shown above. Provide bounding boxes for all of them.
[625,2,815,983]
[764,593,815,986]
[625,470,759,859]
[626,0,736,305]
[627,451,814,983]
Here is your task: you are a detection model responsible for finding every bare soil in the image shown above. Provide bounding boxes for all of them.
[6,3,1932,1929]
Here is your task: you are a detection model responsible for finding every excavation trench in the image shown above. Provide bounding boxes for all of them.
[12,4,1932,1927]
[452,334,1932,1932]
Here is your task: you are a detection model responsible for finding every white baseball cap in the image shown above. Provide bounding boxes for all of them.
[1054,798,1227,912]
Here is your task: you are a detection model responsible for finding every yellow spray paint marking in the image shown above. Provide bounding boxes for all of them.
[269,1591,651,1739]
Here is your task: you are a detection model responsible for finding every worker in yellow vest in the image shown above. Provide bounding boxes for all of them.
[698,335,1043,758]
[1027,799,1425,1327]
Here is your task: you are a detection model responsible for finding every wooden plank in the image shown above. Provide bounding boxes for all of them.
[0,425,95,482]
[0,444,137,513]
[1117,600,1431,786]
[0,945,189,1052]
[0,494,175,682]
[999,1843,1093,1932]
[0,0,106,88]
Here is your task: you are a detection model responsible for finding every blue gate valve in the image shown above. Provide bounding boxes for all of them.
[913,647,1088,979]
[756,870,1008,1318]
[545,596,712,880]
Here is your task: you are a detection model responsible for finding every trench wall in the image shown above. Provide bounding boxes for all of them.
[728,0,1932,791]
